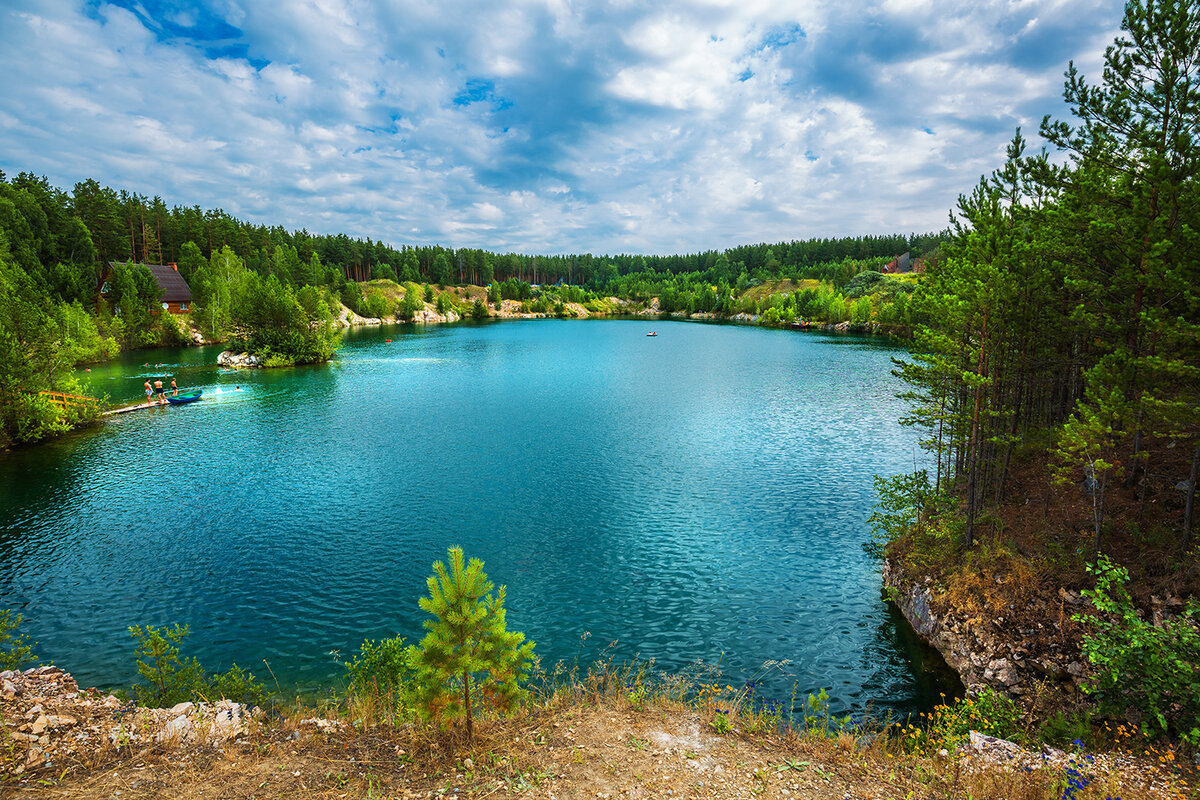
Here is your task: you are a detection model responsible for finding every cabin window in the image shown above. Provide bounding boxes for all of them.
[180,302,189,311]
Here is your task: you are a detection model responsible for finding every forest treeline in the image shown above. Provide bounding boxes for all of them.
[3,168,942,295]
[888,0,1199,554]
[0,158,942,445]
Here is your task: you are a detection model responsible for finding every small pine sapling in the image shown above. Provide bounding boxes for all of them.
[414,546,535,740]
[0,609,38,671]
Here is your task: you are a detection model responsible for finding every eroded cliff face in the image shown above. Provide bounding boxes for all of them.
[881,557,1087,706]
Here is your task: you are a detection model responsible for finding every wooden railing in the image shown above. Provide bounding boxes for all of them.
[38,391,101,409]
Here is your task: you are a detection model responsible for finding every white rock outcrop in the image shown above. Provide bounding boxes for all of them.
[216,351,261,368]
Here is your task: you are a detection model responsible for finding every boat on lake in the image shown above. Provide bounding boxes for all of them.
[166,389,202,405]
[646,331,658,337]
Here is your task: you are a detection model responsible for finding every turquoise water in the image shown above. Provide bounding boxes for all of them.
[0,319,950,712]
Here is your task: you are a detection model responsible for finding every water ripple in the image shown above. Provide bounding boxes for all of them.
[0,321,949,713]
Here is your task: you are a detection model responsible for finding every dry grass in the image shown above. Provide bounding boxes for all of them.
[740,279,821,301]
[5,664,1193,799]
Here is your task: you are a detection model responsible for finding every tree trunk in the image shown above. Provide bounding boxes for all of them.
[463,670,472,741]
[1185,442,1199,549]
[1092,469,1107,557]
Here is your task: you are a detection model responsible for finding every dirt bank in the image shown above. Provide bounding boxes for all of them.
[2,666,1188,799]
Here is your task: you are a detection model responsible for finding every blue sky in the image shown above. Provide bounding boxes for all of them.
[0,0,1122,255]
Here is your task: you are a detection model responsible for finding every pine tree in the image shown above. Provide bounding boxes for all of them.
[413,546,535,741]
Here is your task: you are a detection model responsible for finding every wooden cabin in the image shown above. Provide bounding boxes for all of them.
[99,262,193,314]
[881,252,911,274]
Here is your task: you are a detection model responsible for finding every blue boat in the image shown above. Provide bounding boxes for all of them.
[166,389,202,405]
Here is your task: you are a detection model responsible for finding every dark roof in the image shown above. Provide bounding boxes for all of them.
[884,252,912,273]
[105,262,192,303]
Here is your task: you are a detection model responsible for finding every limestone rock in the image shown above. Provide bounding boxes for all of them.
[216,351,261,368]
[968,731,1022,763]
[985,659,1020,686]
[169,701,195,716]
[208,703,250,741]
[300,717,343,733]
[156,715,193,745]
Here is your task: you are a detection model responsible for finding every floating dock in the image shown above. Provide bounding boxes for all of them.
[104,401,172,416]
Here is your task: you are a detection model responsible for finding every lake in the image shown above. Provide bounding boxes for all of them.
[0,319,953,713]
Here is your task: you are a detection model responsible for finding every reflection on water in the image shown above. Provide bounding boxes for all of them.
[0,320,952,713]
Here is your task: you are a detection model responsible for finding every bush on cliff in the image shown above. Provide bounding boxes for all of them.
[1073,557,1200,746]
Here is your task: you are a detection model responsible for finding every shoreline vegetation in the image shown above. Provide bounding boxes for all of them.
[2,553,1192,798]
[0,161,935,448]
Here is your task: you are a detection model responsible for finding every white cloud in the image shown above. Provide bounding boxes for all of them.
[0,0,1125,254]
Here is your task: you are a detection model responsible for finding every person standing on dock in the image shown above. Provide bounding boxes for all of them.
[170,377,178,396]
[144,379,153,407]
[153,377,166,405]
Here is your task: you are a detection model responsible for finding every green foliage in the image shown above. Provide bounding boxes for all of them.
[190,245,250,338]
[866,470,944,556]
[0,240,112,445]
[842,270,885,298]
[889,0,1200,550]
[1039,708,1095,749]
[0,610,37,671]
[362,287,389,319]
[157,309,190,347]
[1073,556,1200,744]
[231,273,339,364]
[898,687,1022,753]
[210,663,270,707]
[128,623,206,707]
[395,282,425,320]
[346,636,415,696]
[344,636,417,720]
[127,623,268,708]
[413,546,535,739]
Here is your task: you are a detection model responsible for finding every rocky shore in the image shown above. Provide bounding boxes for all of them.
[881,555,1089,707]
[1,666,258,778]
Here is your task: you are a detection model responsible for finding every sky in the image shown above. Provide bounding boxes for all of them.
[0,0,1124,256]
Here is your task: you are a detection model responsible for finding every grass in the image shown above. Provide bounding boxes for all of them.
[5,654,1193,799]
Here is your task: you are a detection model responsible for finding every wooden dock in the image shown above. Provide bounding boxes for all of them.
[104,401,171,416]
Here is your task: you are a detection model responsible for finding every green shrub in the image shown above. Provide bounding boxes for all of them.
[128,624,206,707]
[127,624,269,708]
[413,546,535,740]
[0,610,37,671]
[345,635,416,719]
[1073,556,1200,745]
[1039,708,1094,748]
[157,312,190,346]
[210,663,270,707]
[899,686,1022,753]
[866,469,944,556]
[3,393,70,445]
